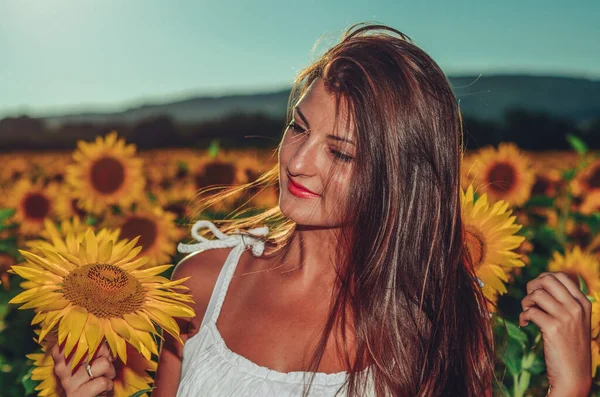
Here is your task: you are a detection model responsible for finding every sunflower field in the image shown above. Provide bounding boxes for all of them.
[0,131,598,396]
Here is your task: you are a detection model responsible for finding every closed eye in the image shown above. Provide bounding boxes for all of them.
[286,120,353,163]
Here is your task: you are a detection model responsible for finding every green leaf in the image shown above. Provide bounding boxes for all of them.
[504,319,529,349]
[578,274,589,295]
[0,208,15,223]
[128,388,156,397]
[527,354,546,375]
[524,195,555,209]
[566,134,588,155]
[502,336,523,375]
[208,139,220,158]
[561,168,577,182]
[20,367,36,395]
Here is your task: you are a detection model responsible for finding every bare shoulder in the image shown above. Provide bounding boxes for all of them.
[172,247,235,335]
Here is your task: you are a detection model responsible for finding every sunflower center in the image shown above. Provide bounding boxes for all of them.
[62,264,146,318]
[588,166,600,189]
[531,175,550,196]
[464,225,486,269]
[119,216,158,254]
[487,163,516,194]
[164,203,186,219]
[71,199,87,218]
[195,162,236,189]
[24,193,50,220]
[91,156,126,194]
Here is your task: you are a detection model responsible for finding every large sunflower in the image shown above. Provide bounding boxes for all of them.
[547,245,600,295]
[467,142,535,206]
[9,227,195,369]
[102,201,181,268]
[27,330,157,397]
[461,184,527,312]
[5,179,59,237]
[65,131,146,214]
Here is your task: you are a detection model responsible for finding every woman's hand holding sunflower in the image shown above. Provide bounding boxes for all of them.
[519,271,593,397]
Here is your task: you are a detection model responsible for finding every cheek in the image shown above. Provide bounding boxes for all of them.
[324,171,352,205]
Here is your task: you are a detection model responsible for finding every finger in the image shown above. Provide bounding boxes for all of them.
[527,273,575,306]
[70,357,116,389]
[51,343,72,382]
[541,271,592,319]
[76,376,114,397]
[521,288,564,319]
[519,306,555,329]
[94,339,115,362]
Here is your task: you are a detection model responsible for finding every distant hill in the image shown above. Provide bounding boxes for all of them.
[36,74,600,127]
[1,74,599,151]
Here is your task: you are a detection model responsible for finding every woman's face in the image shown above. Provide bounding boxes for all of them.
[278,77,356,227]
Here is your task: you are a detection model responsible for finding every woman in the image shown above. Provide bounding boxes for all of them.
[51,23,592,397]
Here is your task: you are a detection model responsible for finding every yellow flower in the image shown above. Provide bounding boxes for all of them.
[9,227,195,369]
[547,246,600,295]
[102,200,181,268]
[461,184,527,312]
[5,179,59,237]
[112,343,157,397]
[590,291,600,378]
[577,191,600,216]
[65,131,146,214]
[54,183,88,221]
[27,330,157,397]
[571,158,600,196]
[467,142,535,206]
[26,330,64,397]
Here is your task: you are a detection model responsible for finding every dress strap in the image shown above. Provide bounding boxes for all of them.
[176,220,269,328]
[177,219,269,257]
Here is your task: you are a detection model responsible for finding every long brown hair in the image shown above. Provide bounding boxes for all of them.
[185,22,496,397]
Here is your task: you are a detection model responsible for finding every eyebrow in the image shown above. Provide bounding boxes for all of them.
[294,105,356,146]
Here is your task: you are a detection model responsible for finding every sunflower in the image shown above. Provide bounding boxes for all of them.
[530,166,563,198]
[571,158,600,197]
[5,179,59,237]
[547,245,600,295]
[102,201,181,268]
[65,131,146,214]
[9,227,195,369]
[0,154,30,184]
[590,290,600,378]
[27,331,157,397]
[577,191,600,216]
[461,184,527,312]
[54,183,88,221]
[467,142,535,206]
[111,343,157,397]
[26,330,65,397]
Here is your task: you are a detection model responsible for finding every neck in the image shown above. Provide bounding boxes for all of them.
[269,224,345,288]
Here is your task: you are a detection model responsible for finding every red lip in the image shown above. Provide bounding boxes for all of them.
[287,176,320,198]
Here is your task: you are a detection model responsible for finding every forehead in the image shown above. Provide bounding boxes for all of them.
[295,78,354,136]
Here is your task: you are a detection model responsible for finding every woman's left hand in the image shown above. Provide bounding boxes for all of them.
[519,271,592,397]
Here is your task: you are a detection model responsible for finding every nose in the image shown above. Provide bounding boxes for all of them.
[286,136,318,176]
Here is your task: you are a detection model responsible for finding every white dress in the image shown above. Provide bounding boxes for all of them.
[175,220,374,397]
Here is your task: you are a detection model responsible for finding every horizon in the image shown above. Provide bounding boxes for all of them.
[2,72,597,119]
[1,0,598,118]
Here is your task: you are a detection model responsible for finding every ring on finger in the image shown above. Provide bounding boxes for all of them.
[84,361,94,380]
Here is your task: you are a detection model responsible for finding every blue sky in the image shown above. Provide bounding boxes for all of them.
[0,0,598,117]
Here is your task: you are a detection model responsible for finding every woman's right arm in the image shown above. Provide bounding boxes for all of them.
[151,249,229,396]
